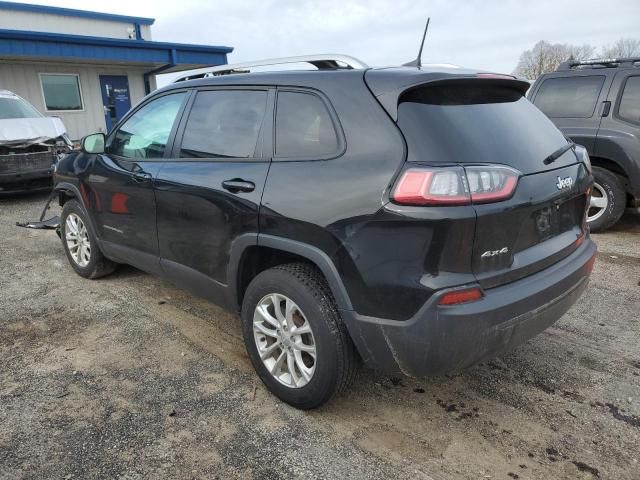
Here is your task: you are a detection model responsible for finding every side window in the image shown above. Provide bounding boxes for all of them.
[533,76,605,118]
[108,92,186,159]
[275,91,339,158]
[180,90,268,158]
[618,76,640,124]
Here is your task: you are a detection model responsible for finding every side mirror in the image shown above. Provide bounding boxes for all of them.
[81,133,105,154]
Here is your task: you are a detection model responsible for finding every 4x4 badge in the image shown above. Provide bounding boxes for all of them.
[481,247,509,258]
[556,176,573,190]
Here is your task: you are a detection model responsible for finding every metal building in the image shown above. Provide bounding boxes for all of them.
[0,1,232,139]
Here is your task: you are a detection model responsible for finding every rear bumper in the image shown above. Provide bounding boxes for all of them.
[341,238,596,377]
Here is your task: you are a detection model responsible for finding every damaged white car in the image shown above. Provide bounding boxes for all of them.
[0,90,72,194]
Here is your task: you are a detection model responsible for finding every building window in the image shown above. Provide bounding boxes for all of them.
[40,74,83,111]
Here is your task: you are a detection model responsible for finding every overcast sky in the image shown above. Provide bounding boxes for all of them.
[17,0,640,80]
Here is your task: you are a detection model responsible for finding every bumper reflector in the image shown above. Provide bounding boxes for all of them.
[438,287,483,306]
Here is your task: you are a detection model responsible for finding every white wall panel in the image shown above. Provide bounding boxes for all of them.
[0,10,144,40]
[0,61,148,139]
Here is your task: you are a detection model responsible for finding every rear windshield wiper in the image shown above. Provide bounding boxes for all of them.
[543,142,575,166]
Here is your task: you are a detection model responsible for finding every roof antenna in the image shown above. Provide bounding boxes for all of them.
[403,17,430,67]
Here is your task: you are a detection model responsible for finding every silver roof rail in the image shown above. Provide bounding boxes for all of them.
[173,54,369,83]
[557,57,640,70]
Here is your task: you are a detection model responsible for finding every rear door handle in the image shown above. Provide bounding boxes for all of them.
[222,179,255,193]
[132,171,152,182]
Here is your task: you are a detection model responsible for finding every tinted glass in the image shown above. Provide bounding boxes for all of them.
[180,90,267,158]
[398,83,568,173]
[41,74,83,111]
[109,93,186,159]
[0,96,42,119]
[276,91,338,157]
[533,76,605,118]
[619,76,640,124]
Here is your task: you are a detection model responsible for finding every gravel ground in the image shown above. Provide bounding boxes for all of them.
[1,192,639,480]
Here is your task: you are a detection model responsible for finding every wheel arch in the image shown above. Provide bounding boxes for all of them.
[54,181,103,241]
[229,234,353,314]
[590,155,630,180]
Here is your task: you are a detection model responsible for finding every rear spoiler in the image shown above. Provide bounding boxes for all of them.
[364,70,531,121]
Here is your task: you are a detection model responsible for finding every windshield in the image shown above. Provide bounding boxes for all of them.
[0,96,43,119]
[397,82,571,174]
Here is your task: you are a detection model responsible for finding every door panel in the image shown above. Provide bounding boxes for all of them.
[155,161,269,284]
[99,75,132,132]
[155,88,273,295]
[83,156,164,274]
[530,72,613,150]
[87,91,189,272]
[594,72,640,197]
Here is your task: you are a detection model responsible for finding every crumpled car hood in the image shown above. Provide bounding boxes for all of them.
[0,117,68,148]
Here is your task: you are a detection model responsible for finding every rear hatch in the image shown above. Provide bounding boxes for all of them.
[391,78,590,288]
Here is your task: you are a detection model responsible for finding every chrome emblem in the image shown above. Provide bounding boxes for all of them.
[556,176,573,190]
[481,247,509,258]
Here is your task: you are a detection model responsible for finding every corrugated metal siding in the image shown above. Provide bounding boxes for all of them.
[0,10,140,40]
[0,61,147,139]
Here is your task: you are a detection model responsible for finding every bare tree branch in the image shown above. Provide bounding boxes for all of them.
[512,41,594,80]
[511,39,640,80]
[600,38,640,58]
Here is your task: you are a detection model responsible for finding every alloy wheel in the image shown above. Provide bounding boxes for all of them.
[253,293,316,388]
[65,213,91,267]
[588,181,608,223]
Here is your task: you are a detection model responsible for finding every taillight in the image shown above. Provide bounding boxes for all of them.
[392,167,469,205]
[392,165,520,206]
[438,287,483,306]
[465,166,520,204]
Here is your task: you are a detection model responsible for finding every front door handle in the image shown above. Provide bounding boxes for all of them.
[132,171,152,183]
[222,179,255,193]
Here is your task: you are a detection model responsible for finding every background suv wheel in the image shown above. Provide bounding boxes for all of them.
[241,263,358,409]
[588,167,626,232]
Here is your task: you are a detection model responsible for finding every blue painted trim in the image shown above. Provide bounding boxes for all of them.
[0,1,155,25]
[144,49,177,93]
[134,23,142,41]
[0,29,233,54]
[0,29,230,73]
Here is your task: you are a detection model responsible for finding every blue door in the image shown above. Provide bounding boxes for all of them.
[99,75,132,132]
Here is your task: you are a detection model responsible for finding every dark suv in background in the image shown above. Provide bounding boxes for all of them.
[32,55,596,409]
[528,57,640,231]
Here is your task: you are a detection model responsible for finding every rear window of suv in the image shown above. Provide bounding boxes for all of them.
[397,82,568,173]
[533,75,605,118]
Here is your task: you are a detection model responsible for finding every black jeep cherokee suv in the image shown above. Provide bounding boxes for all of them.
[528,57,640,231]
[47,56,596,409]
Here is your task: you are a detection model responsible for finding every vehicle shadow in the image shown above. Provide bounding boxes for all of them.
[608,209,640,233]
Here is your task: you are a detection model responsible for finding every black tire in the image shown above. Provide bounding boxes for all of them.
[60,199,116,279]
[241,263,358,409]
[588,167,626,233]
